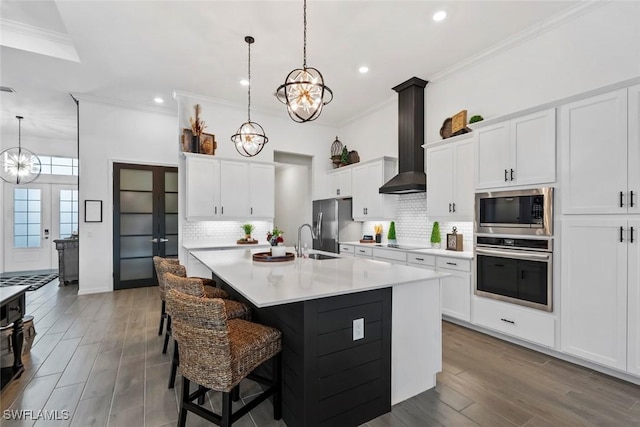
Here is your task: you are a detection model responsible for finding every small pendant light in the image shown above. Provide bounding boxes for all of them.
[275,0,333,123]
[0,116,42,184]
[231,36,268,157]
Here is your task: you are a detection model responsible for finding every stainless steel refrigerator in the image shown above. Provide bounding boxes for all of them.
[312,198,361,253]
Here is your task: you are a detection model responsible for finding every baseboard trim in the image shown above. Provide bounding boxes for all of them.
[77,287,112,296]
[443,316,640,387]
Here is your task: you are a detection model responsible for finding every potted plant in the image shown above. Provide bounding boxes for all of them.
[267,227,284,246]
[430,221,441,249]
[387,221,397,245]
[241,223,254,241]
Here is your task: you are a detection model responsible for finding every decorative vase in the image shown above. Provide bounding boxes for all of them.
[271,246,286,257]
[431,242,440,249]
[191,135,200,154]
[375,233,382,243]
[388,239,397,245]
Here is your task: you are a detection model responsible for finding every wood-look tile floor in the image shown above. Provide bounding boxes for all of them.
[2,281,640,427]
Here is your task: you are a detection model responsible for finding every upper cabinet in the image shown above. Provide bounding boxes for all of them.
[561,86,639,214]
[184,154,275,220]
[475,108,556,190]
[326,168,352,198]
[352,158,398,221]
[425,135,475,220]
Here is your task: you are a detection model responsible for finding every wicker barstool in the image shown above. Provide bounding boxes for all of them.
[164,272,251,390]
[167,288,282,427]
[155,258,231,353]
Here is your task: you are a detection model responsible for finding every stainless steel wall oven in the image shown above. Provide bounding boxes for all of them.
[475,236,553,311]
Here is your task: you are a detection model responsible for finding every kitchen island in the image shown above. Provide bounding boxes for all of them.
[191,249,447,427]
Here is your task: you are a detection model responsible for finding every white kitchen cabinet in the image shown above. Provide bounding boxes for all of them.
[425,136,474,220]
[561,218,630,370]
[249,163,275,218]
[628,218,640,375]
[372,248,407,265]
[326,168,352,198]
[354,246,373,258]
[339,244,355,257]
[561,89,630,214]
[476,108,555,189]
[184,154,274,220]
[352,158,397,221]
[185,154,220,220]
[219,160,250,218]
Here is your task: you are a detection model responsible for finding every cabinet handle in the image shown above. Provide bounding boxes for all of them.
[221,206,224,215]
[504,169,508,182]
[446,262,457,266]
[631,191,635,208]
[620,226,624,242]
[215,206,217,215]
[250,207,253,215]
[510,169,514,181]
[449,203,452,213]
[9,306,20,312]
[415,257,424,261]
[631,227,635,244]
[500,318,515,325]
[620,191,624,208]
[359,250,366,253]
[337,189,340,196]
[452,202,456,213]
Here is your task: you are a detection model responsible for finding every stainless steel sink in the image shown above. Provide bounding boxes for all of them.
[307,253,338,260]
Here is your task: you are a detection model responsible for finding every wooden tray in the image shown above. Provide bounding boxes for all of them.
[237,239,259,244]
[252,252,295,262]
[359,239,376,243]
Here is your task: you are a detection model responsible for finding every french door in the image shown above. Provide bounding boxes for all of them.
[113,163,178,290]
[3,182,78,273]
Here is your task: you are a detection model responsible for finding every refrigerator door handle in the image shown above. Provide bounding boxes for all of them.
[317,212,323,249]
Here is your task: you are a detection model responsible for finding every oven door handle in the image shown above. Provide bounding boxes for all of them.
[476,248,551,261]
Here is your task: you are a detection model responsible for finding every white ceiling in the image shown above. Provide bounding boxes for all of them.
[0,0,579,144]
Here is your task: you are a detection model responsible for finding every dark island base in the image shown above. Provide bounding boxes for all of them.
[220,281,392,427]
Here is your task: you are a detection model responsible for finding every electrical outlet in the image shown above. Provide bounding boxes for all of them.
[353,318,364,341]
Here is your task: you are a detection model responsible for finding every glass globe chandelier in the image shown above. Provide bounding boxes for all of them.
[0,116,42,184]
[275,0,333,123]
[231,36,268,157]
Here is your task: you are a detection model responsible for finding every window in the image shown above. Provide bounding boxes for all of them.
[39,156,79,176]
[14,188,41,248]
[59,190,78,238]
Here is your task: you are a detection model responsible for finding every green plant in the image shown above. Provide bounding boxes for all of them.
[430,222,441,243]
[388,221,396,241]
[469,115,484,124]
[241,223,254,235]
[340,146,349,165]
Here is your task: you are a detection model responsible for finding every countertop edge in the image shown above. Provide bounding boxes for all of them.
[339,241,474,260]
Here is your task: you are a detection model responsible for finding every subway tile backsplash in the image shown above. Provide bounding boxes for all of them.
[182,220,273,243]
[362,193,473,249]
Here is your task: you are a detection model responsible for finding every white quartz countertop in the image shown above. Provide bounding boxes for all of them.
[183,241,271,250]
[190,248,447,308]
[340,241,474,260]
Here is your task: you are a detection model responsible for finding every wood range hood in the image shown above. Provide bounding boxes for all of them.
[379,77,428,194]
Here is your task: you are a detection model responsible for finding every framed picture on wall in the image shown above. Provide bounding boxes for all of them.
[85,200,102,222]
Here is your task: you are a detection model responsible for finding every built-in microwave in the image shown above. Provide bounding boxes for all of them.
[475,188,553,236]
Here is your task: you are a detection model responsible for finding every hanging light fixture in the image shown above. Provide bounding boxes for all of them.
[231,36,268,157]
[0,116,42,184]
[276,0,333,123]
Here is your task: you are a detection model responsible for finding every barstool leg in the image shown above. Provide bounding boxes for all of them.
[178,377,189,427]
[231,385,240,402]
[197,385,206,405]
[169,341,179,389]
[221,392,232,427]
[162,315,171,354]
[273,352,282,420]
[158,301,165,336]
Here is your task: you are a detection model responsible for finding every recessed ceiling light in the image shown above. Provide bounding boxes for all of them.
[433,10,447,22]
[153,97,164,104]
[240,79,249,86]
[358,66,369,74]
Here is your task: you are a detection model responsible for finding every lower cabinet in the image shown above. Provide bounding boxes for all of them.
[338,244,355,257]
[372,248,407,265]
[354,246,373,259]
[561,218,637,371]
[472,296,555,347]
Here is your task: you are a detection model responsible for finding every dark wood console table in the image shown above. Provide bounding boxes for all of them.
[0,285,29,391]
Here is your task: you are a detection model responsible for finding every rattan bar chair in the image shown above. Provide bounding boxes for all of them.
[164,272,251,390]
[167,288,282,427]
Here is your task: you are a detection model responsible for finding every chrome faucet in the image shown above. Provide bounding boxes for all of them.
[297,223,317,257]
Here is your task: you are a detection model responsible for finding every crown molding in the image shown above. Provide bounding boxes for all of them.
[0,18,80,62]
[428,1,609,83]
[71,93,176,116]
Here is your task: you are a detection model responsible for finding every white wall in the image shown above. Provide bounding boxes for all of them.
[77,100,177,294]
[339,1,640,162]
